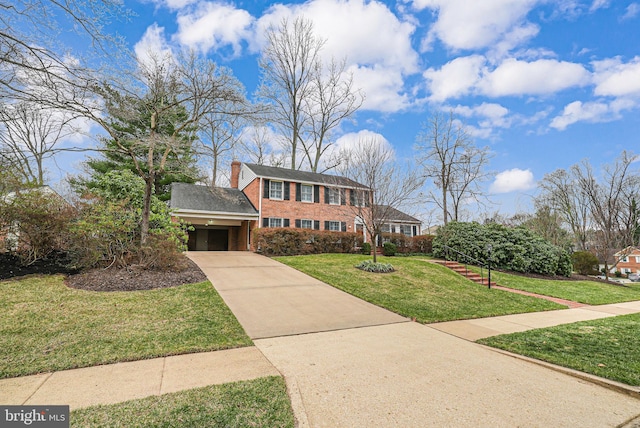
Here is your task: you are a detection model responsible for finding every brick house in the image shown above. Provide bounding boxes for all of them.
[614,247,640,275]
[170,161,376,251]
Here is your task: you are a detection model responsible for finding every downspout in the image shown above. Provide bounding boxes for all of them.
[259,177,263,227]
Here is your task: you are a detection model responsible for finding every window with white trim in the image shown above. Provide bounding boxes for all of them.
[269,218,283,228]
[300,219,313,229]
[328,188,341,205]
[328,221,341,231]
[380,224,391,233]
[400,225,412,237]
[301,184,313,202]
[269,181,283,200]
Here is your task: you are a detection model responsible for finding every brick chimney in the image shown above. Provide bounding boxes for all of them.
[230,160,241,189]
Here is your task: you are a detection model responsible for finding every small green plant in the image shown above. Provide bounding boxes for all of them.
[355,259,395,273]
[382,242,397,256]
[361,242,371,255]
[614,270,623,278]
[571,251,599,275]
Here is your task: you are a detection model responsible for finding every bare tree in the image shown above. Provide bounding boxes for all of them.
[195,67,249,187]
[416,111,491,225]
[0,101,83,185]
[340,137,423,262]
[238,125,288,167]
[536,168,591,251]
[258,17,362,172]
[1,0,128,104]
[302,58,363,172]
[572,151,639,279]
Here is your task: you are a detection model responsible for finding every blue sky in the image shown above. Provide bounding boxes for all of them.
[50,0,640,220]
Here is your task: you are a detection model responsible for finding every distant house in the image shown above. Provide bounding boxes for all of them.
[377,205,422,238]
[614,247,640,275]
[170,161,421,251]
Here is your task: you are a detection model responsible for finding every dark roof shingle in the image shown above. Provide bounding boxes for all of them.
[170,183,258,215]
[244,163,368,189]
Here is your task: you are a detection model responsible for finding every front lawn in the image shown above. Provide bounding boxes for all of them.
[276,254,564,323]
[71,376,295,428]
[473,268,640,305]
[478,313,640,386]
[0,275,252,378]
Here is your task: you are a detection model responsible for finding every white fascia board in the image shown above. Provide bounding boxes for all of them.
[173,209,259,221]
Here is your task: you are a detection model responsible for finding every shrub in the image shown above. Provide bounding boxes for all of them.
[355,259,395,273]
[253,228,363,256]
[361,242,372,255]
[0,188,75,265]
[381,233,410,253]
[571,251,600,275]
[410,235,434,254]
[614,270,623,278]
[433,221,572,277]
[382,242,397,256]
[134,232,190,271]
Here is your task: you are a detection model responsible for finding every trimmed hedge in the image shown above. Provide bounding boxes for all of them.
[253,228,364,256]
[433,221,572,277]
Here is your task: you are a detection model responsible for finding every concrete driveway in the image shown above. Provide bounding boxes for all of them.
[189,252,640,427]
[187,251,407,339]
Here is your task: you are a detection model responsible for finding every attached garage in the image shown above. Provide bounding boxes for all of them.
[170,183,259,251]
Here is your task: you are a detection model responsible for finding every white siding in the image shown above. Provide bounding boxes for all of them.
[238,164,257,190]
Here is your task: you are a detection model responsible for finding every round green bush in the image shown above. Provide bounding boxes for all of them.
[571,251,599,275]
[382,242,397,256]
[361,242,372,255]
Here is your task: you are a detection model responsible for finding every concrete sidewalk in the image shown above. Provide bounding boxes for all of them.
[0,347,278,409]
[429,300,640,340]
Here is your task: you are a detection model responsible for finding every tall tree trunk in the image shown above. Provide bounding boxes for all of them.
[141,172,154,245]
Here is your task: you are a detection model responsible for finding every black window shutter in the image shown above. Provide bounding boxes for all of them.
[391,225,396,234]
[263,218,269,227]
[349,189,355,206]
[296,183,301,201]
[324,186,330,204]
[314,185,320,203]
[365,191,370,207]
[263,179,270,198]
[340,189,346,205]
[295,219,301,228]
[324,221,330,230]
[284,182,290,200]
[284,218,290,227]
[341,222,347,232]
[314,220,320,230]
[413,226,417,236]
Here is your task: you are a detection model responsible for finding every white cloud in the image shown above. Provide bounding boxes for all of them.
[592,57,640,98]
[134,24,174,68]
[622,3,640,20]
[335,130,393,153]
[549,99,636,130]
[589,0,610,12]
[490,168,535,193]
[423,55,485,101]
[410,0,540,51]
[254,0,419,113]
[479,58,590,96]
[174,3,253,57]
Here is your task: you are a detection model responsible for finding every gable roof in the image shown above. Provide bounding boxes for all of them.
[170,183,258,215]
[243,163,368,189]
[375,205,421,224]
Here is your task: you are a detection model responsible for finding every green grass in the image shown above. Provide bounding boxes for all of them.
[0,275,252,378]
[470,267,640,305]
[71,376,295,428]
[478,313,640,386]
[276,254,564,323]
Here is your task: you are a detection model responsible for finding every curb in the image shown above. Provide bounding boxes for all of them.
[477,343,640,400]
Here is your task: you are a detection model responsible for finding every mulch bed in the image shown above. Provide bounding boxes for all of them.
[1,252,208,291]
[65,258,208,292]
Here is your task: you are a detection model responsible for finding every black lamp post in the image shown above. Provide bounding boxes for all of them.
[487,244,492,289]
